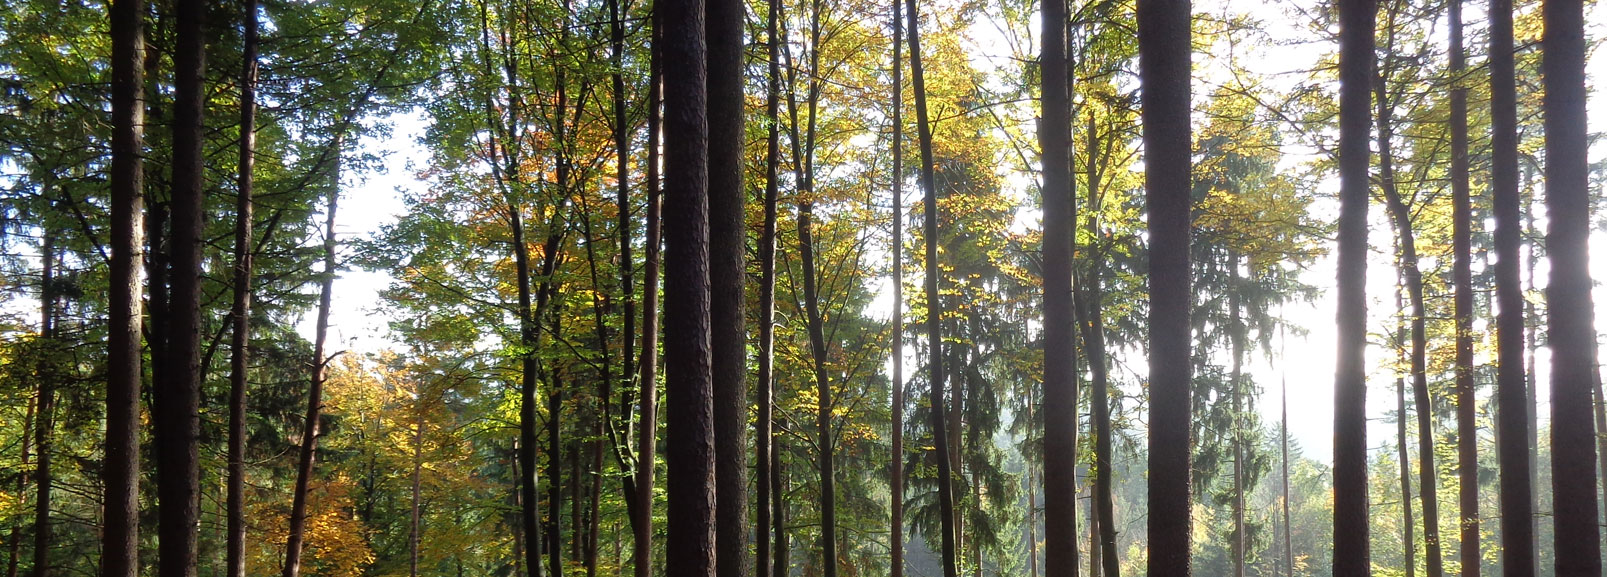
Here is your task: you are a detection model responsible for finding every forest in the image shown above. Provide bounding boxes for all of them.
[1,0,1605,576]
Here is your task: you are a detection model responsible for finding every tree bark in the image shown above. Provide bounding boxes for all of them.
[8,387,32,577]
[157,0,206,574]
[1396,279,1416,577]
[104,0,145,574]
[1040,0,1079,573]
[31,232,54,577]
[1079,107,1119,577]
[283,152,341,577]
[706,0,748,571]
[409,392,426,577]
[888,0,906,573]
[1489,1,1533,574]
[661,0,718,570]
[904,2,957,574]
[758,0,782,569]
[633,14,662,577]
[1447,1,1478,574]
[1138,0,1192,575]
[1543,0,1603,572]
[1332,1,1374,575]
[226,3,259,575]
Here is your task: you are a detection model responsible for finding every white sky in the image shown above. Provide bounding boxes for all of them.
[310,1,1607,466]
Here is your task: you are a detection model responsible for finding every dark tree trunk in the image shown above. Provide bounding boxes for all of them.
[634,13,662,577]
[1396,279,1416,577]
[283,157,341,577]
[1138,1,1192,575]
[550,358,564,577]
[9,387,32,577]
[905,1,957,574]
[1040,0,1079,574]
[32,233,55,577]
[1447,1,1478,574]
[580,199,612,577]
[799,201,834,577]
[758,0,782,570]
[706,0,747,571]
[1080,108,1119,577]
[1332,1,1374,575]
[1489,1,1533,574]
[1543,0,1603,572]
[608,0,642,537]
[157,0,206,574]
[104,0,145,574]
[409,396,426,577]
[1376,51,1443,577]
[226,3,258,576]
[661,0,718,569]
[888,1,905,573]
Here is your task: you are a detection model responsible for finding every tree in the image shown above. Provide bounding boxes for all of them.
[1138,0,1191,575]
[1039,0,1078,573]
[661,0,717,568]
[706,0,747,571]
[156,1,206,575]
[1446,1,1477,574]
[635,14,663,577]
[226,2,260,576]
[103,0,144,575]
[1332,1,1374,576]
[757,0,782,570]
[888,1,905,574]
[1542,0,1602,574]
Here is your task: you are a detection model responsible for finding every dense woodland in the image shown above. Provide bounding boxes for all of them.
[1,0,1606,576]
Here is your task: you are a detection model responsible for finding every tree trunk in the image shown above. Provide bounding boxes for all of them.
[905,2,957,574]
[888,0,905,573]
[633,14,662,577]
[1447,2,1478,575]
[757,0,781,567]
[799,200,836,577]
[104,0,145,574]
[1396,280,1416,577]
[226,3,259,575]
[1376,54,1443,577]
[1333,2,1374,576]
[32,233,55,577]
[1489,0,1534,569]
[706,0,748,571]
[410,394,426,577]
[1078,107,1120,577]
[8,387,32,577]
[550,357,565,577]
[607,0,642,538]
[661,0,718,570]
[1543,0,1603,572]
[580,193,613,577]
[1040,0,1079,573]
[283,154,341,577]
[1138,0,1192,574]
[1229,258,1245,577]
[157,1,206,574]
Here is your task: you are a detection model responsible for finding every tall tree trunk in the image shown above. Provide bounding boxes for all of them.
[1280,374,1292,577]
[580,195,613,577]
[757,0,782,567]
[888,0,905,573]
[1040,0,1079,572]
[608,0,642,536]
[409,394,426,577]
[905,2,957,574]
[706,0,748,571]
[1376,53,1443,577]
[283,155,341,577]
[1543,0,1603,572]
[32,233,55,577]
[157,0,206,574]
[1079,108,1120,577]
[1489,0,1533,571]
[1447,2,1478,575]
[226,3,259,575]
[661,0,718,569]
[1396,279,1416,577]
[550,356,565,577]
[1229,257,1245,577]
[1332,2,1374,576]
[633,13,662,577]
[1138,1,1192,574]
[799,199,836,577]
[9,388,32,577]
[104,0,145,574]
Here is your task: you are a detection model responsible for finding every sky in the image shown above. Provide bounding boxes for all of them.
[307,0,1607,466]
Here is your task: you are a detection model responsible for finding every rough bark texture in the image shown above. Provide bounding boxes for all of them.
[706,0,747,571]
[1332,1,1374,575]
[157,1,206,574]
[1040,0,1079,575]
[1447,2,1478,574]
[1138,1,1192,575]
[888,1,905,574]
[1396,282,1416,577]
[1543,0,1603,574]
[104,1,144,575]
[32,234,53,577]
[227,3,259,575]
[905,1,957,574]
[661,0,718,570]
